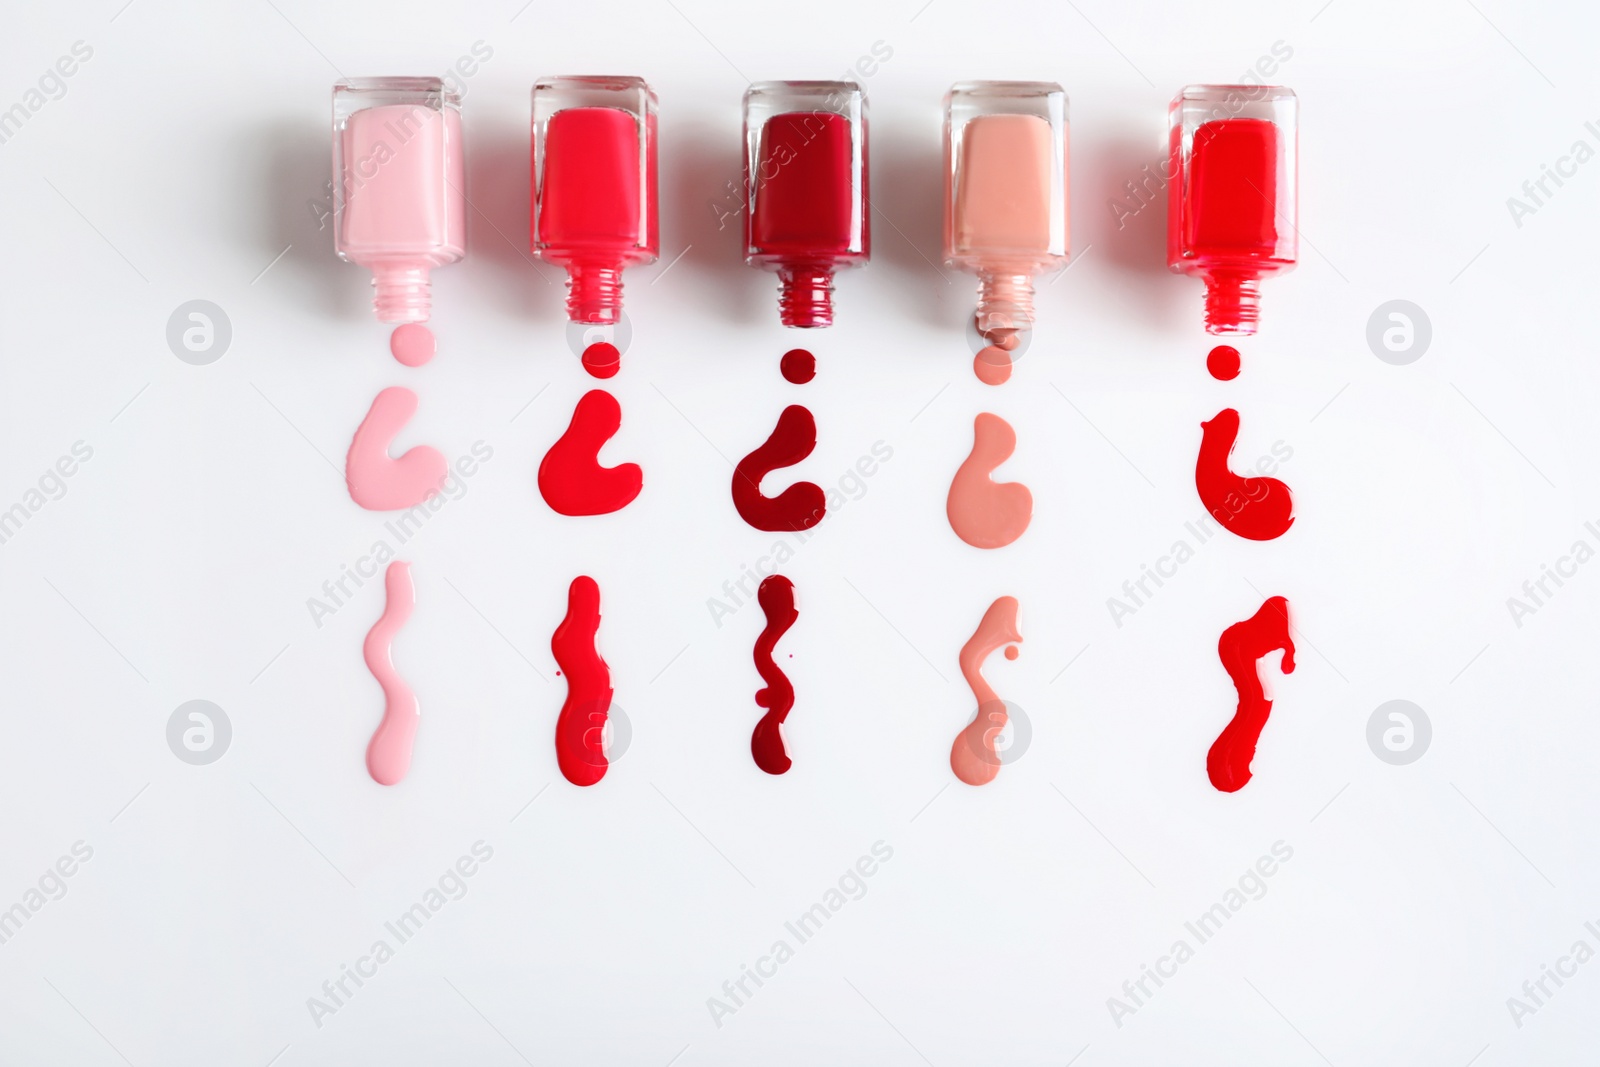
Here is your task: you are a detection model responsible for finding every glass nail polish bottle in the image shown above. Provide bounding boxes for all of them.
[332,77,466,324]
[943,81,1070,345]
[743,81,870,328]
[1167,85,1297,335]
[531,76,659,326]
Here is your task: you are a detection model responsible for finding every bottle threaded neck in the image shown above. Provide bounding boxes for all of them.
[777,267,835,328]
[975,272,1036,337]
[1204,273,1262,335]
[567,264,625,325]
[372,265,432,324]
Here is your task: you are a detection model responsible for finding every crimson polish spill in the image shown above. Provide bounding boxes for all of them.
[1207,596,1296,792]
[1195,408,1294,541]
[581,341,621,379]
[750,575,799,775]
[732,405,825,532]
[538,390,642,516]
[552,576,614,787]
[779,347,816,384]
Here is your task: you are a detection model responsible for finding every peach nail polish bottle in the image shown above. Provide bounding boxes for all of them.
[332,78,466,324]
[943,81,1070,346]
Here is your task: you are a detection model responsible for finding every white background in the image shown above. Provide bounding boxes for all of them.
[0,0,1595,1064]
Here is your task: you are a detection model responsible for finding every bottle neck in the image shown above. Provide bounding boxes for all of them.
[975,271,1036,337]
[1203,272,1262,336]
[777,267,835,328]
[371,264,432,324]
[566,263,625,326]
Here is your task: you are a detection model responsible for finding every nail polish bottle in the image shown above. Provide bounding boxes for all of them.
[531,76,659,326]
[1167,85,1297,335]
[943,81,1070,345]
[332,77,466,324]
[743,81,870,328]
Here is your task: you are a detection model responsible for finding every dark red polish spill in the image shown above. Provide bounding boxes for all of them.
[539,389,643,516]
[1195,408,1294,541]
[581,341,621,379]
[751,575,799,775]
[732,405,825,532]
[1206,344,1240,381]
[552,576,614,787]
[1207,596,1296,793]
[780,347,816,384]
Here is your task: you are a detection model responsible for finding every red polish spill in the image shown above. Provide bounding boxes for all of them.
[780,348,816,384]
[1196,408,1294,541]
[581,341,621,379]
[389,323,436,367]
[1208,596,1296,793]
[539,389,643,515]
[750,575,799,775]
[732,405,825,532]
[1206,344,1240,381]
[552,576,614,787]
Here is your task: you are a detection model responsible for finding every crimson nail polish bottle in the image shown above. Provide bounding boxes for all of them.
[743,81,869,328]
[1167,85,1297,335]
[531,76,659,325]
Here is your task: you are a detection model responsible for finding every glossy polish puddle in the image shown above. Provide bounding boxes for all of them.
[1208,596,1296,792]
[389,323,436,367]
[750,575,799,775]
[1206,344,1240,381]
[1195,408,1294,540]
[364,561,418,786]
[581,341,621,379]
[947,413,1032,548]
[949,596,1022,786]
[780,348,816,384]
[552,576,614,787]
[346,386,448,511]
[539,390,642,516]
[732,405,825,532]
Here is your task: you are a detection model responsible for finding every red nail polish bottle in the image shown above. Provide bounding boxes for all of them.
[1168,85,1297,335]
[532,76,659,325]
[743,81,869,328]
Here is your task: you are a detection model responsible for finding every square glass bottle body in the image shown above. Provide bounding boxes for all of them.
[1167,85,1297,334]
[332,77,466,323]
[943,81,1070,335]
[531,76,659,324]
[742,80,869,327]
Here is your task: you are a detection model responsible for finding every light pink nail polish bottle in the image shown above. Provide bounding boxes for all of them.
[332,77,466,324]
[943,81,1070,344]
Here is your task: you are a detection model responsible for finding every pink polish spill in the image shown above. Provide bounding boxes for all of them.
[346,386,448,511]
[1206,344,1240,381]
[1195,408,1295,541]
[1208,596,1296,792]
[552,576,614,787]
[750,575,798,775]
[949,596,1022,786]
[364,561,418,786]
[946,412,1032,548]
[780,348,816,384]
[389,323,436,367]
[538,390,643,515]
[581,341,621,379]
[732,405,826,532]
